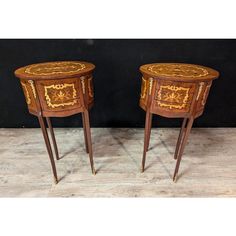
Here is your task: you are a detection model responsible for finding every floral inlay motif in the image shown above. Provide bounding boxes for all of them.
[148,64,209,78]
[201,84,211,106]
[156,85,190,109]
[196,82,204,101]
[140,77,147,99]
[44,83,77,108]
[88,78,94,98]
[25,62,86,76]
[21,82,31,105]
[28,80,37,98]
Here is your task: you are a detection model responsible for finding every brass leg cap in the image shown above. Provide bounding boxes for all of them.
[92,168,96,175]
[173,175,178,183]
[54,176,58,184]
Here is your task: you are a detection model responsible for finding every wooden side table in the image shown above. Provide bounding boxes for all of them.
[15,61,96,183]
[139,63,219,182]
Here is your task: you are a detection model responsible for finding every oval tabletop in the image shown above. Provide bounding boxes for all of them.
[140,63,219,82]
[15,61,95,80]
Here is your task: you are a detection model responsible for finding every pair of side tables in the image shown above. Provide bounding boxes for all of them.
[15,61,219,183]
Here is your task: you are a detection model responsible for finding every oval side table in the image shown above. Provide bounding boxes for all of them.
[15,61,96,183]
[139,63,219,182]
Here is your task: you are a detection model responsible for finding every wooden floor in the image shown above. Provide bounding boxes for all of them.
[0,128,235,197]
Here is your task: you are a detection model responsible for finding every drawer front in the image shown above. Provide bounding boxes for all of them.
[36,78,82,112]
[151,80,196,115]
[20,79,38,113]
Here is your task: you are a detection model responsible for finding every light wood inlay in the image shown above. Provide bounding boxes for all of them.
[140,77,147,99]
[156,85,190,110]
[15,61,95,80]
[44,83,77,108]
[140,63,219,82]
[20,82,31,105]
[25,62,86,76]
[148,64,209,78]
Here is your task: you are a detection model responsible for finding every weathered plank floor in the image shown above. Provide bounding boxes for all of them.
[0,128,235,197]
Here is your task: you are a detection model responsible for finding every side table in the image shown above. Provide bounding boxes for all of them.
[15,61,96,183]
[139,63,219,181]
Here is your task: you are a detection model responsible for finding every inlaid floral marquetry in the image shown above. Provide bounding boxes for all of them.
[25,62,86,76]
[44,83,78,108]
[155,85,190,110]
[15,61,95,82]
[140,77,148,99]
[140,63,219,82]
[196,82,205,101]
[28,80,37,98]
[148,64,209,78]
[201,83,212,106]
[15,61,95,117]
[20,82,31,105]
[88,78,94,98]
[140,63,219,116]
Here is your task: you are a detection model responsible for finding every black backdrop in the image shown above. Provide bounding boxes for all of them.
[0,39,235,128]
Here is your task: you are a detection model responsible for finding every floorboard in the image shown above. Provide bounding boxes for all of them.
[0,128,235,197]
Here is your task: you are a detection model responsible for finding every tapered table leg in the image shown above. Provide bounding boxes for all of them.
[83,109,96,175]
[82,112,89,153]
[174,118,188,160]
[46,117,59,160]
[146,113,153,152]
[38,116,58,184]
[141,110,152,172]
[173,116,194,182]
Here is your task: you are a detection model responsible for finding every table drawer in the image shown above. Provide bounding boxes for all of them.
[151,80,196,116]
[36,78,82,113]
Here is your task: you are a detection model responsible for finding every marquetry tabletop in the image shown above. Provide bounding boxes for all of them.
[15,61,95,80]
[140,63,219,82]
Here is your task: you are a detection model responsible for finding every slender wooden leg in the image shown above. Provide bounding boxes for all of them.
[141,110,152,172]
[46,117,59,160]
[82,112,89,153]
[174,118,188,160]
[38,116,58,184]
[146,113,153,152]
[173,116,194,182]
[83,109,96,175]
